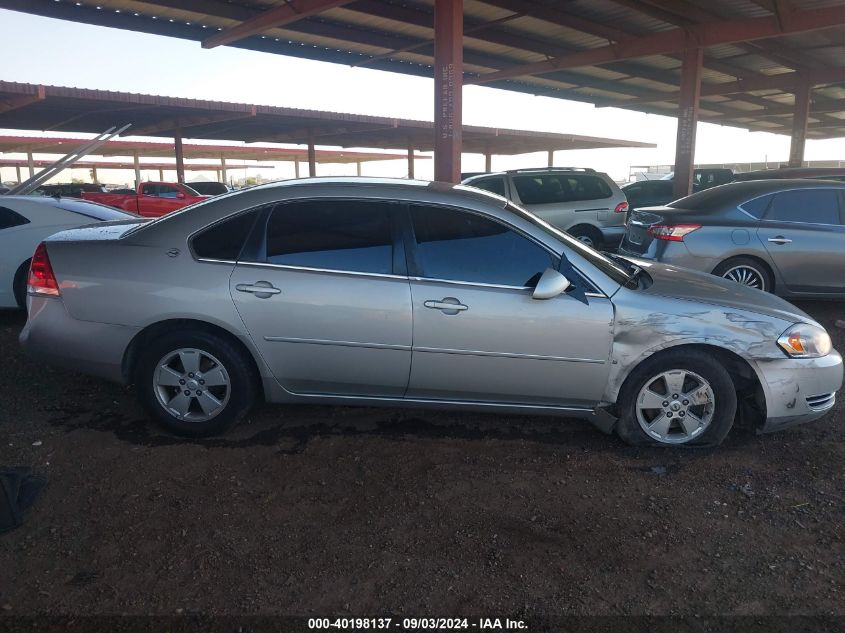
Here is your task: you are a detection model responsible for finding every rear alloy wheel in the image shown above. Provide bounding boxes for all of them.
[713,257,771,292]
[153,348,231,423]
[136,330,257,437]
[616,349,736,447]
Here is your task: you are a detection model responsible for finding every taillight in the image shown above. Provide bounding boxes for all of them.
[614,201,629,214]
[647,224,702,242]
[28,242,60,296]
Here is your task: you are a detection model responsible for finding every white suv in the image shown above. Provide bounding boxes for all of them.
[463,168,629,248]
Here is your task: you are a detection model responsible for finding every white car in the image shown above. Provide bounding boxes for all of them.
[0,196,137,309]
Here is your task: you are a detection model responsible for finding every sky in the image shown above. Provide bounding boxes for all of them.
[1,8,844,186]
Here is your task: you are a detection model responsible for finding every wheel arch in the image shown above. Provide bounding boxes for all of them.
[122,318,264,398]
[12,258,31,309]
[611,342,767,429]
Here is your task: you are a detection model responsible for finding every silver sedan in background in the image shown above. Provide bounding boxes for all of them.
[19,178,843,447]
[619,179,845,297]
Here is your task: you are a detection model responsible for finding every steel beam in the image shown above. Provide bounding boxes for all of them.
[133,150,141,188]
[407,139,415,179]
[174,128,185,184]
[202,0,354,49]
[467,4,845,83]
[673,48,703,200]
[433,0,463,183]
[788,75,811,168]
[307,130,317,177]
[221,155,228,183]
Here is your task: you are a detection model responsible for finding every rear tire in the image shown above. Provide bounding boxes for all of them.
[13,259,30,310]
[568,225,603,249]
[134,329,257,437]
[615,349,736,448]
[712,257,772,293]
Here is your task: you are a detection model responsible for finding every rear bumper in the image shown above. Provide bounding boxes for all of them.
[600,225,626,244]
[19,296,139,384]
[755,351,843,433]
[618,240,719,273]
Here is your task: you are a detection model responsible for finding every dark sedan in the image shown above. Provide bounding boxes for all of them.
[619,179,845,298]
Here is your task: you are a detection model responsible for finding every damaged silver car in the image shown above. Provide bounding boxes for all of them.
[20,178,843,446]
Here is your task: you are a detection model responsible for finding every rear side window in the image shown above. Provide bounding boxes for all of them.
[57,199,135,221]
[192,211,259,261]
[264,200,394,274]
[0,206,30,230]
[470,177,506,197]
[410,204,553,287]
[765,189,841,225]
[739,194,773,219]
[512,174,612,205]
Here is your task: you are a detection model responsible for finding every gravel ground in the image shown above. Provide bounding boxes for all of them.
[0,302,844,617]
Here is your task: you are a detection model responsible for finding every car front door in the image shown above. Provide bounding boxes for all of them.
[141,184,187,216]
[756,188,845,294]
[230,198,413,397]
[403,203,614,408]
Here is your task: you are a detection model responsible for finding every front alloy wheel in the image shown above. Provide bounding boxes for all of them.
[635,369,715,444]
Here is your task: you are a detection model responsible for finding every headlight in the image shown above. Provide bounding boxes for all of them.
[777,323,832,358]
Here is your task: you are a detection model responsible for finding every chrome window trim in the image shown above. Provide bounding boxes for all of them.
[235,260,409,281]
[409,276,530,291]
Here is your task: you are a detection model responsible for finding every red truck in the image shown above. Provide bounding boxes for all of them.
[81,182,208,218]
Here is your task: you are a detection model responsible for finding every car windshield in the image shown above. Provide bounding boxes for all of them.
[503,202,632,286]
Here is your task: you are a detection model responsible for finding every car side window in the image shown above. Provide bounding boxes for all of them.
[739,194,773,219]
[512,174,612,205]
[192,210,260,261]
[410,204,553,287]
[142,185,158,197]
[157,185,180,199]
[471,177,506,197]
[263,200,394,274]
[0,206,30,230]
[765,189,841,225]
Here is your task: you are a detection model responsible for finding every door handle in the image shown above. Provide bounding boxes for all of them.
[236,282,281,297]
[424,298,468,314]
[767,236,792,245]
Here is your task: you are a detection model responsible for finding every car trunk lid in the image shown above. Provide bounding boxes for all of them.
[620,205,696,255]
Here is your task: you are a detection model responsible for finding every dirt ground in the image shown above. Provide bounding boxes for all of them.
[1,302,844,618]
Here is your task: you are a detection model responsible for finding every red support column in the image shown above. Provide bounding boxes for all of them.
[174,128,185,184]
[434,0,463,183]
[788,75,811,168]
[407,138,415,179]
[672,47,703,200]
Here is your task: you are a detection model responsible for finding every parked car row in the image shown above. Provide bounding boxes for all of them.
[15,178,842,449]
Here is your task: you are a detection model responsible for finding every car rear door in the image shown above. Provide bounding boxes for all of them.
[757,188,845,294]
[230,198,413,397]
[403,203,613,407]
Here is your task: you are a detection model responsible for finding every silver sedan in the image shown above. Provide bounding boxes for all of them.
[20,178,843,447]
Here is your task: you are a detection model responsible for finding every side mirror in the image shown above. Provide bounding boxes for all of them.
[532,268,571,300]
[176,192,186,199]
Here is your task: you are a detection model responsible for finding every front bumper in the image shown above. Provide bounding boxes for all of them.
[755,350,843,433]
[20,296,139,384]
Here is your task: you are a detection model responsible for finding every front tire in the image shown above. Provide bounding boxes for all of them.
[615,349,737,447]
[134,330,257,437]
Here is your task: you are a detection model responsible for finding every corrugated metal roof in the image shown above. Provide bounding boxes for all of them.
[0,0,842,139]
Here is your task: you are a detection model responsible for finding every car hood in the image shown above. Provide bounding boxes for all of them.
[629,258,817,326]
